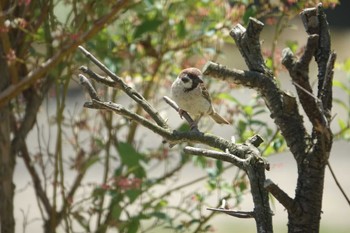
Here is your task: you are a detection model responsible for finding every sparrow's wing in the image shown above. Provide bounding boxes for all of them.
[199,83,212,105]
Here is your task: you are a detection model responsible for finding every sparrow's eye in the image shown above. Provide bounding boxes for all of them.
[181,76,190,83]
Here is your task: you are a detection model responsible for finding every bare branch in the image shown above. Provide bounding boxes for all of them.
[78,46,168,129]
[202,61,272,90]
[230,18,271,75]
[83,99,235,152]
[282,35,327,134]
[78,74,100,101]
[207,207,255,219]
[264,179,296,213]
[163,96,195,130]
[183,146,249,169]
[79,46,168,128]
[21,143,52,216]
[0,1,132,107]
[79,66,115,87]
[301,3,331,99]
[78,46,273,232]
[320,52,336,121]
[204,61,307,163]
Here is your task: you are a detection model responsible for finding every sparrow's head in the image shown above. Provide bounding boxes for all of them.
[178,68,203,92]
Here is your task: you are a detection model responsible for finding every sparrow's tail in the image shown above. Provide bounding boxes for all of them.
[210,111,230,125]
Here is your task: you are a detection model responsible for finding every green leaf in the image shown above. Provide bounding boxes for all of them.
[237,120,247,135]
[343,58,350,73]
[150,211,169,220]
[217,93,242,105]
[133,18,163,39]
[177,122,190,132]
[111,203,122,219]
[155,199,168,210]
[216,160,223,173]
[128,218,140,233]
[82,155,100,170]
[243,105,253,116]
[333,98,350,111]
[243,6,257,25]
[253,108,267,116]
[265,57,273,70]
[338,118,347,130]
[286,40,299,53]
[192,155,207,168]
[333,80,350,95]
[248,119,268,127]
[176,19,186,38]
[125,188,142,203]
[117,142,144,167]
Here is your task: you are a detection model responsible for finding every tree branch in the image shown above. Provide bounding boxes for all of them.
[78,46,168,129]
[264,179,296,213]
[183,146,251,170]
[163,96,196,130]
[282,35,328,133]
[320,52,336,121]
[207,207,255,219]
[202,61,271,90]
[79,74,100,101]
[78,46,272,233]
[230,18,272,76]
[300,3,331,100]
[0,0,132,107]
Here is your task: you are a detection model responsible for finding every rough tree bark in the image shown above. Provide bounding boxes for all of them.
[0,37,15,233]
[204,3,335,233]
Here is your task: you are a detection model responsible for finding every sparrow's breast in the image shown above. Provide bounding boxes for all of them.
[171,82,211,117]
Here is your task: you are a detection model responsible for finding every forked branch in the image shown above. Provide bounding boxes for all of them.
[77,46,272,232]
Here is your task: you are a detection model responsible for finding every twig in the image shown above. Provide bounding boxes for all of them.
[184,146,249,170]
[326,161,350,206]
[163,96,196,130]
[0,0,131,107]
[78,74,100,101]
[207,207,255,218]
[78,46,168,129]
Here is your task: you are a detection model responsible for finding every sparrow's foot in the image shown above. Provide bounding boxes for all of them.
[190,121,199,131]
[178,108,185,119]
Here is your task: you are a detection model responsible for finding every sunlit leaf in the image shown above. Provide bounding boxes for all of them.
[265,57,273,70]
[338,119,347,130]
[217,93,242,105]
[333,80,350,95]
[343,58,350,73]
[286,40,299,53]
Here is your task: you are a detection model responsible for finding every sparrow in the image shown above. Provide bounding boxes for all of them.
[171,67,229,129]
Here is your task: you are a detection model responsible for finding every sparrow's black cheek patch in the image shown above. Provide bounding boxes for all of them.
[181,77,190,83]
[188,73,203,83]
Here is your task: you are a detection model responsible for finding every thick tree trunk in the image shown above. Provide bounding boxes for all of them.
[204,4,335,232]
[288,153,327,232]
[0,44,15,233]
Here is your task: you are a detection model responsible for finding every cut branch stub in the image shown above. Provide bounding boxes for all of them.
[301,3,331,99]
[230,18,272,76]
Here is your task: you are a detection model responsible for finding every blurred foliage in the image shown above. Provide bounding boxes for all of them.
[1,0,346,232]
